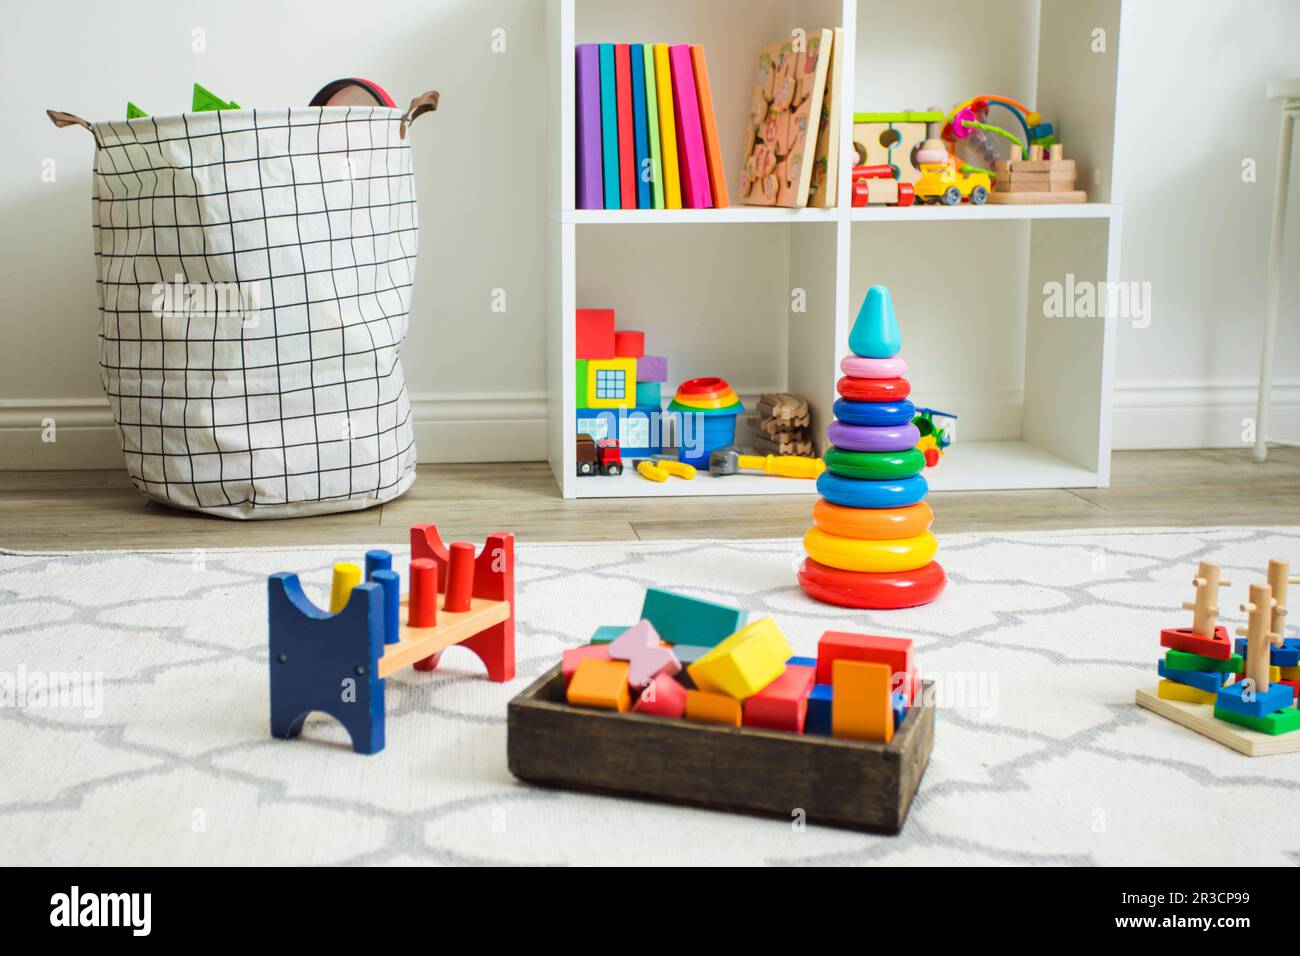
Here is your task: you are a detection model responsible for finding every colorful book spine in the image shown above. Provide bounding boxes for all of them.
[689,43,729,209]
[653,44,682,210]
[598,43,619,209]
[668,43,712,208]
[629,43,652,209]
[614,44,636,210]
[575,44,603,209]
[642,44,664,209]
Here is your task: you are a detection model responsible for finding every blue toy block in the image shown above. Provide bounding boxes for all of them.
[806,684,832,736]
[1235,637,1300,667]
[787,655,817,668]
[365,549,392,579]
[575,405,665,455]
[1214,681,1294,719]
[590,625,633,644]
[1157,660,1232,693]
[640,588,748,646]
[268,573,387,754]
[892,691,907,728]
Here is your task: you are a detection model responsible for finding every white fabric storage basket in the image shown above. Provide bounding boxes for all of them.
[51,99,437,518]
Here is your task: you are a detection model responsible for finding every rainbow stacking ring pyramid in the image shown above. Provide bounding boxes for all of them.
[797,285,947,609]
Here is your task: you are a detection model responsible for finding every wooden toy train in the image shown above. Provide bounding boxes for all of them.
[268,524,515,754]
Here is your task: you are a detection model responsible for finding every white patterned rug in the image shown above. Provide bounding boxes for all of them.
[3,526,1300,866]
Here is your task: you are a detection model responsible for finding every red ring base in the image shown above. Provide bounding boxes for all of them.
[797,557,946,609]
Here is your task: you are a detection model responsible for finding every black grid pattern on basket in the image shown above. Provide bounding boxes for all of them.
[91,107,418,511]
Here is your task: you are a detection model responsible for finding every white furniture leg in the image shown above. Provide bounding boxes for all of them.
[1254,80,1300,462]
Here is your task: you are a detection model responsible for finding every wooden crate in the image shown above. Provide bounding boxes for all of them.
[507,666,934,833]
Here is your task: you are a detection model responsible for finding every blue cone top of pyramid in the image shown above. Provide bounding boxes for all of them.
[848,285,902,359]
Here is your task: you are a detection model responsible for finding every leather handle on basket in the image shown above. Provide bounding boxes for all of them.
[400,91,440,140]
[47,110,93,132]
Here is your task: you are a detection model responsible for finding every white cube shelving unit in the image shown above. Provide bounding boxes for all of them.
[546,0,1130,498]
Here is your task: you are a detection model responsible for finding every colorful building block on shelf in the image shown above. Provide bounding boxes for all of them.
[635,381,661,408]
[806,684,832,736]
[568,658,632,711]
[563,644,613,686]
[743,664,815,733]
[614,330,645,357]
[637,354,668,383]
[816,631,914,702]
[634,672,687,717]
[575,359,590,409]
[639,588,748,646]
[685,689,741,726]
[577,308,616,360]
[688,617,793,700]
[831,660,894,743]
[1156,660,1232,694]
[1157,679,1217,705]
[585,357,638,409]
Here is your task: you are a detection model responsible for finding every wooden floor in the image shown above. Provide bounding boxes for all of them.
[2,447,1298,551]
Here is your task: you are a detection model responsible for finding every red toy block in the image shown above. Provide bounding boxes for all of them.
[576,308,616,359]
[743,664,815,733]
[563,644,613,686]
[633,672,688,717]
[816,632,915,703]
[614,330,645,358]
[1277,679,1299,702]
[1159,625,1231,661]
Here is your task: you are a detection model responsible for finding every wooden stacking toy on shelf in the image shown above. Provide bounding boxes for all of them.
[797,285,947,609]
[268,524,516,755]
[752,393,815,457]
[987,142,1087,204]
[1135,559,1300,756]
[507,587,933,833]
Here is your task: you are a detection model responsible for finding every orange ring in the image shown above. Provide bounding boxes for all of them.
[672,390,739,410]
[811,499,933,540]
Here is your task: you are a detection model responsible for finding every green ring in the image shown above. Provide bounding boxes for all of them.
[824,447,925,480]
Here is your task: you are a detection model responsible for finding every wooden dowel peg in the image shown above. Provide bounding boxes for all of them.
[1242,583,1275,692]
[444,542,475,612]
[408,558,438,627]
[1189,561,1228,637]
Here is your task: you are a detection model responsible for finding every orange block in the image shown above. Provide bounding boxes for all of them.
[831,659,893,743]
[567,658,631,712]
[685,689,742,726]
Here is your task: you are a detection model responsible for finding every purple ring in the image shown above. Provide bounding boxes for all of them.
[827,421,920,452]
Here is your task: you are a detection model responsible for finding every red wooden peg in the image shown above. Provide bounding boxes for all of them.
[408,558,438,628]
[444,542,475,612]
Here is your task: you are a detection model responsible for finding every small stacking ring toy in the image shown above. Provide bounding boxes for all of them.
[841,355,907,379]
[812,499,933,538]
[671,392,740,410]
[837,376,910,402]
[797,558,947,609]
[823,447,924,481]
[676,377,732,398]
[826,421,920,453]
[802,527,939,573]
[832,398,915,427]
[816,470,928,508]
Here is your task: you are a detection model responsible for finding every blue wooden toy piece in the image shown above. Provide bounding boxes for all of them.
[847,285,901,359]
[1234,637,1300,667]
[892,691,907,728]
[787,655,818,668]
[832,398,916,427]
[806,683,833,735]
[1157,660,1232,693]
[269,573,387,755]
[640,588,748,646]
[1215,681,1293,718]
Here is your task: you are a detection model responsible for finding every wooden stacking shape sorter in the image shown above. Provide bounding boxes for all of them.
[753,393,814,457]
[987,142,1087,204]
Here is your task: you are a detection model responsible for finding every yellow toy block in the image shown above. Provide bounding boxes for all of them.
[585,357,638,409]
[1270,665,1282,683]
[687,617,793,700]
[1157,678,1216,705]
[685,689,741,726]
[1282,665,1300,681]
[831,659,893,743]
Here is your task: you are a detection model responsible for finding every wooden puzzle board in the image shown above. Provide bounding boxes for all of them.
[1135,687,1300,757]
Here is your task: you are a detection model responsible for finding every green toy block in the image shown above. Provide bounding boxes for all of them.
[192,83,239,112]
[126,102,148,119]
[590,625,630,645]
[1166,649,1243,673]
[635,381,661,407]
[853,111,944,124]
[640,588,748,647]
[575,360,589,409]
[1214,705,1300,735]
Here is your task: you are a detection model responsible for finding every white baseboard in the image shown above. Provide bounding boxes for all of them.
[3,379,1296,469]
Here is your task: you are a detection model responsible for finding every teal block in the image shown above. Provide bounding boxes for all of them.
[635,381,661,407]
[590,625,632,645]
[639,588,748,646]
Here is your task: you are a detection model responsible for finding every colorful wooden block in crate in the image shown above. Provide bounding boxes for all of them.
[508,588,931,832]
[798,285,947,610]
[268,524,516,755]
[1136,559,1300,756]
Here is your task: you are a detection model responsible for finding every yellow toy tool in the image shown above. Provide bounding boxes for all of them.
[708,445,825,479]
[636,459,697,482]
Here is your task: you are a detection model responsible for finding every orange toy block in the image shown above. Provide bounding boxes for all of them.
[562,644,613,686]
[685,689,742,726]
[831,659,893,743]
[567,658,631,711]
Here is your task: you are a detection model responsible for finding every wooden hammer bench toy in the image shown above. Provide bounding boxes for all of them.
[269,524,515,754]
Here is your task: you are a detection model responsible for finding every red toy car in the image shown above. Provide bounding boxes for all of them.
[576,434,624,476]
[850,164,915,207]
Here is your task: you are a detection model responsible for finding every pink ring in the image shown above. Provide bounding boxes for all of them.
[841,355,908,379]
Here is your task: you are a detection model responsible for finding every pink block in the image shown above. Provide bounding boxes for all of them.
[637,354,668,383]
[562,644,613,687]
[608,620,659,659]
[633,672,688,718]
[628,645,681,689]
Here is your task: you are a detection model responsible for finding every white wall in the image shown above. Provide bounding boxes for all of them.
[1,0,1298,469]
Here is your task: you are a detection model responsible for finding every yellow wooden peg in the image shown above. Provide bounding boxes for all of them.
[329,562,362,613]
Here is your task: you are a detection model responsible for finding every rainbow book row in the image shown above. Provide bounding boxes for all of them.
[576,42,729,210]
